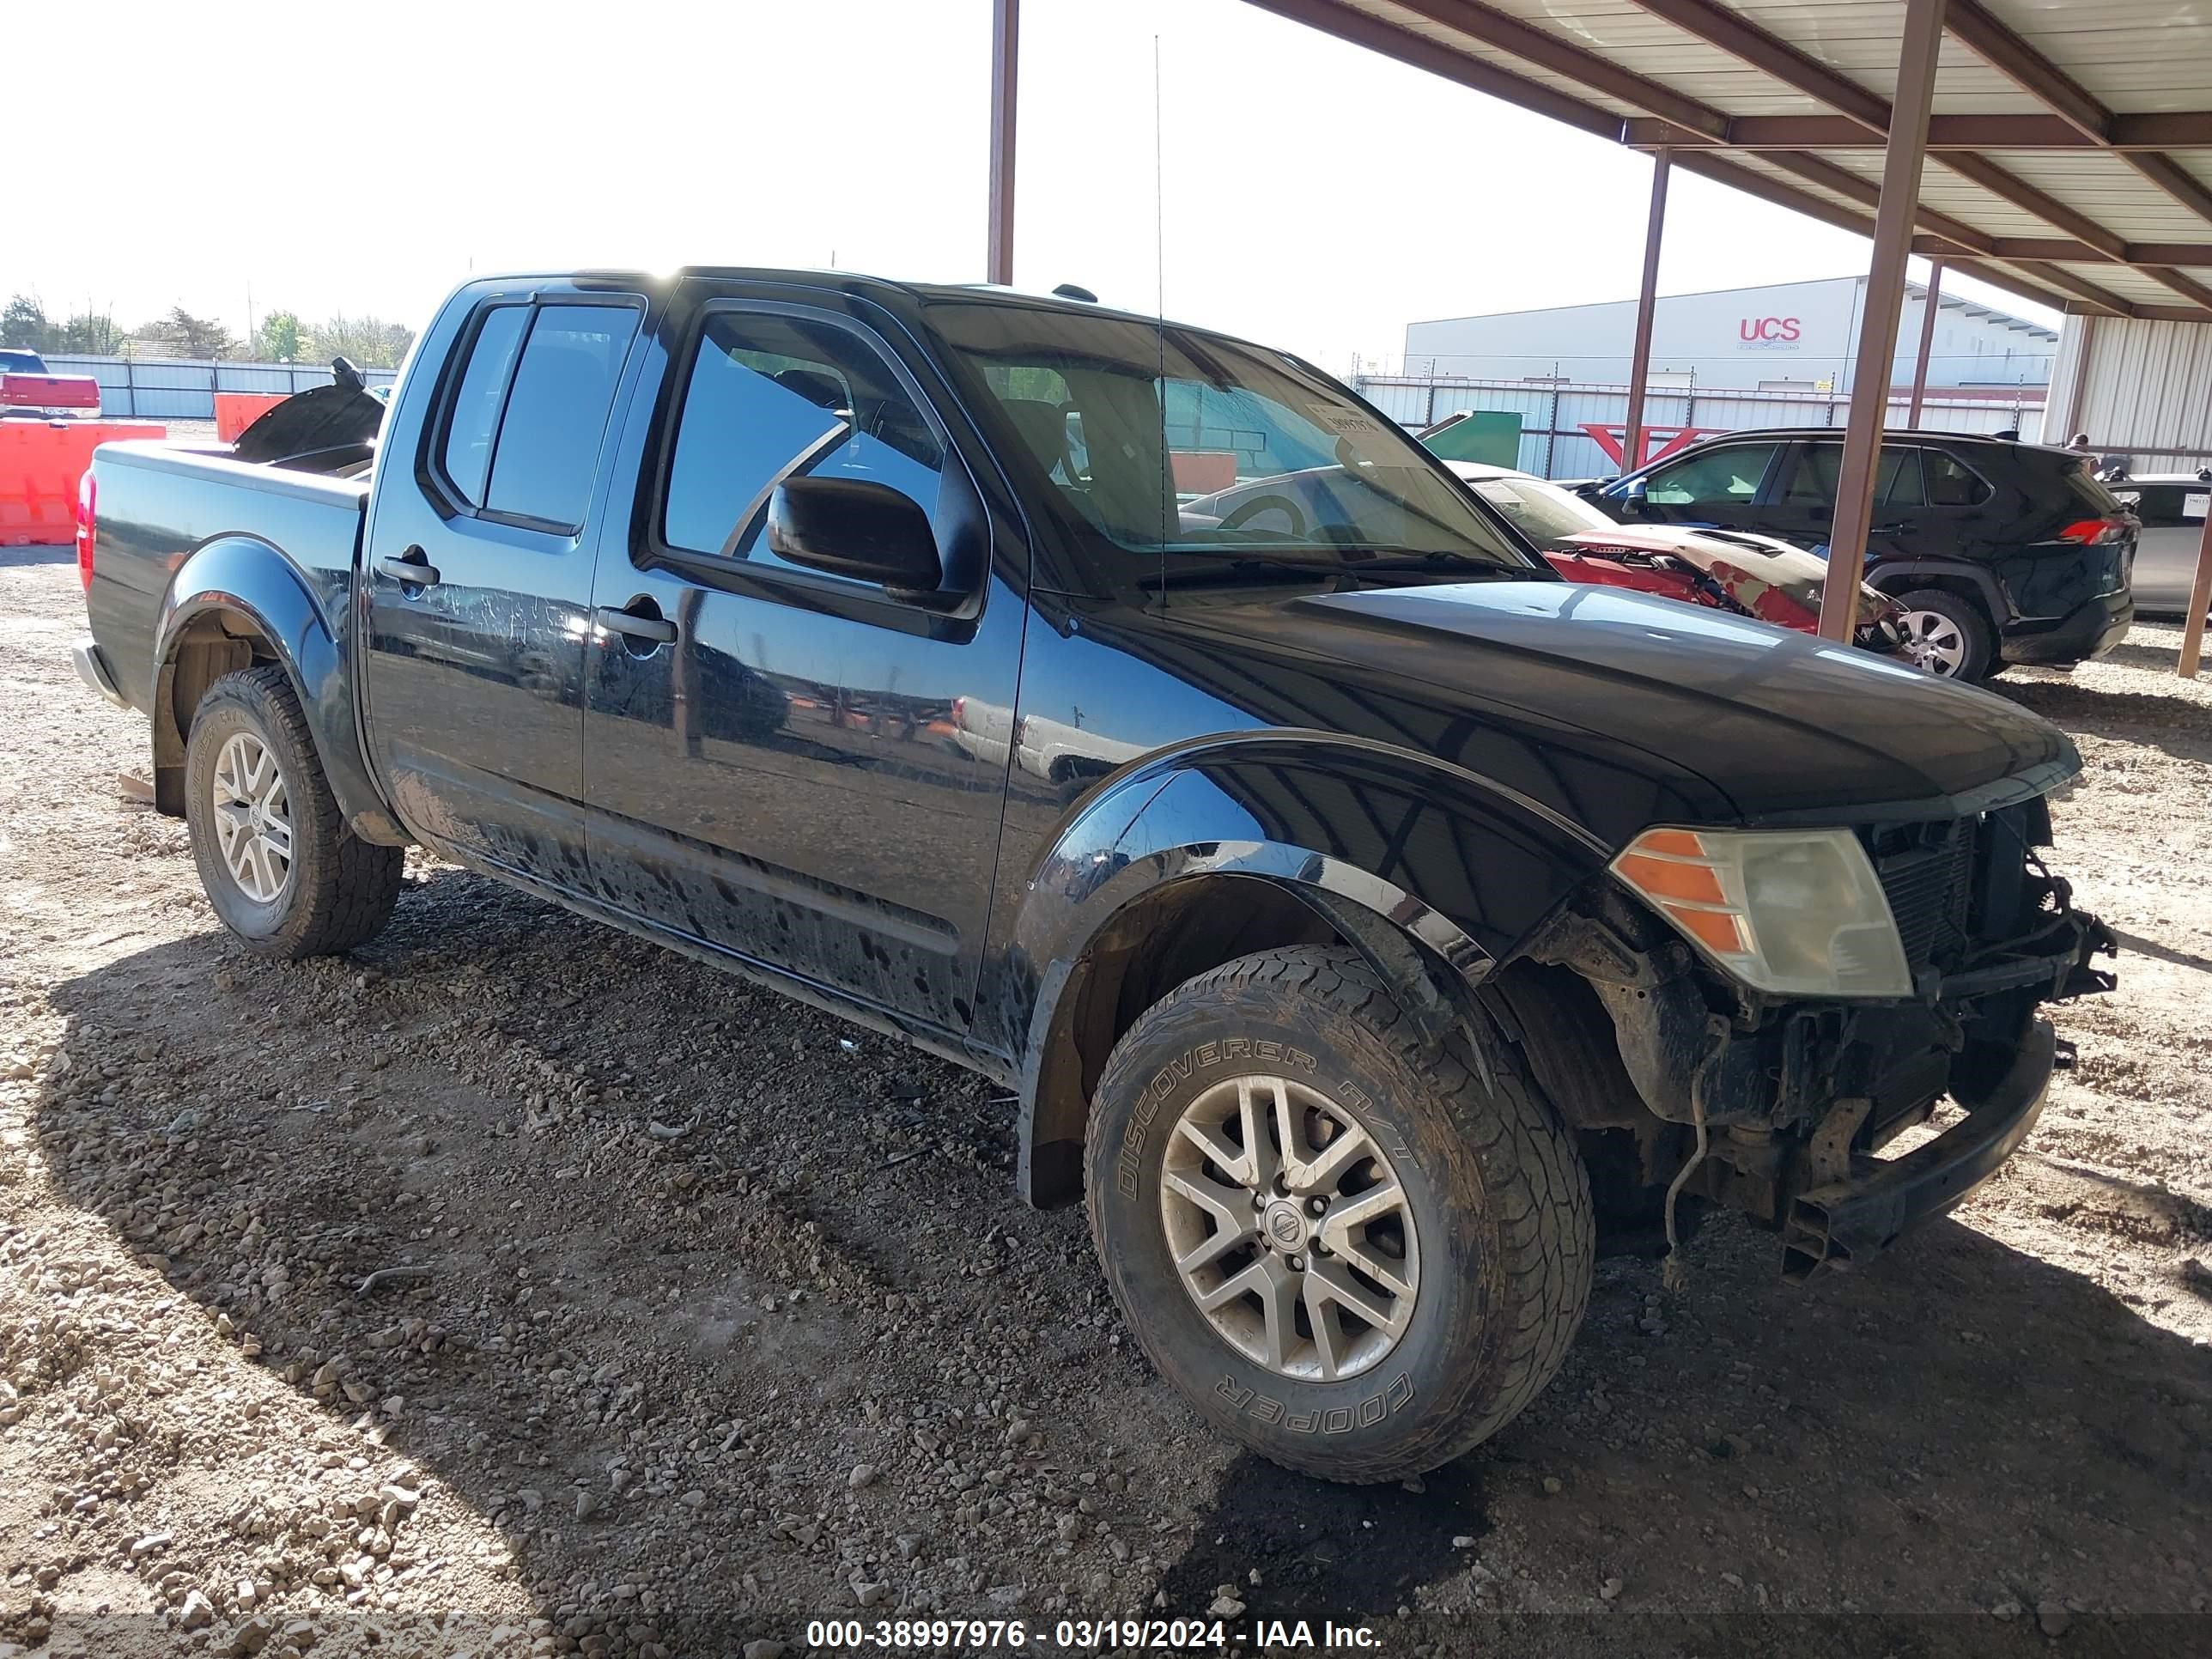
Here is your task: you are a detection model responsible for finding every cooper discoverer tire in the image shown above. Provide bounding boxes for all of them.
[184,665,404,958]
[1085,945,1593,1483]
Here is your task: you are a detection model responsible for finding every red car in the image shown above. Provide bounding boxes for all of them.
[1449,462,1911,661]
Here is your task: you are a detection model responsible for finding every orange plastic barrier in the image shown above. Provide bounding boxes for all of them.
[1170,451,1239,494]
[215,392,289,443]
[0,420,166,546]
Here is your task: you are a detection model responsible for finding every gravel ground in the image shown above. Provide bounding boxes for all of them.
[3,544,2209,1659]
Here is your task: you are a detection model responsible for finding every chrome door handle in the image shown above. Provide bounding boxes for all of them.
[593,605,677,645]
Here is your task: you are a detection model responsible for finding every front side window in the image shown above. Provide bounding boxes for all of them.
[661,310,945,573]
[483,305,640,530]
[1645,443,1779,506]
[922,300,1534,581]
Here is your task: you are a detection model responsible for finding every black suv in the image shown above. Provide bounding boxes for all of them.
[1582,429,2136,680]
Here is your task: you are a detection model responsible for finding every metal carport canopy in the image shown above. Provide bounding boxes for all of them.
[1242,0,2212,325]
[1208,0,2212,677]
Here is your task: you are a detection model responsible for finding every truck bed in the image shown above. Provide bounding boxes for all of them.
[84,441,368,714]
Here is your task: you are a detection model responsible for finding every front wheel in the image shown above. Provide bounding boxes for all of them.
[1085,946,1593,1483]
[184,666,404,957]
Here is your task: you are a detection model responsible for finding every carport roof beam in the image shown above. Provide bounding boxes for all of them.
[1819,0,1948,645]
[1621,151,1672,477]
[987,0,1019,288]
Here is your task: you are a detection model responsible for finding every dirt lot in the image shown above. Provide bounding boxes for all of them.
[3,544,2209,1659]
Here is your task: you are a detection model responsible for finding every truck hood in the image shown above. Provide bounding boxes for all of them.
[1188,579,2077,829]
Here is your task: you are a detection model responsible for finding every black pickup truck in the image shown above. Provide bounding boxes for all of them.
[71,269,2114,1483]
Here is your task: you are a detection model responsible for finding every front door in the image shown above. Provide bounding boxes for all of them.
[1632,440,1784,532]
[362,287,645,882]
[579,285,1024,1036]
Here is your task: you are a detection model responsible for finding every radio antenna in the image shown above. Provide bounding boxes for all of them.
[1153,33,1170,611]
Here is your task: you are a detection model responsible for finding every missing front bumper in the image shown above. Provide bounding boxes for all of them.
[1779,1018,2055,1282]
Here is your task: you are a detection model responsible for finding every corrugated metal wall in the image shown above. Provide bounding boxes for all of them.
[1400,278,2057,396]
[1352,375,2044,479]
[39,355,400,420]
[2046,316,2212,472]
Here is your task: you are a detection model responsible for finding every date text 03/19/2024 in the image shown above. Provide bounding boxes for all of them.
[803,1617,1383,1650]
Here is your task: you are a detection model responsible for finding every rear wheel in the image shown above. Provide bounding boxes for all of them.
[1085,946,1593,1483]
[1893,587,1995,681]
[185,666,404,957]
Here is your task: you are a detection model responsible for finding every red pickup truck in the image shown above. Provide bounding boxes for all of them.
[0,349,101,419]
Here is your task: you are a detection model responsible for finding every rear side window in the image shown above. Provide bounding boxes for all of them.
[441,306,529,507]
[661,309,944,571]
[1780,442,1923,507]
[1644,441,1779,506]
[1924,450,1992,507]
[483,305,640,530]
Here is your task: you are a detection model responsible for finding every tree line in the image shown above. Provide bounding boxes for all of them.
[2,295,416,368]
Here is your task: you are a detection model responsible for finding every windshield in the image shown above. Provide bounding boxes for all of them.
[923,301,1535,580]
[0,349,46,375]
[1466,475,1615,544]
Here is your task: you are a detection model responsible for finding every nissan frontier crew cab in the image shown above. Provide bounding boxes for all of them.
[71,270,2116,1484]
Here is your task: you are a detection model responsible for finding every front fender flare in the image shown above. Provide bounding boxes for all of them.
[1005,736,1609,1205]
[155,537,403,842]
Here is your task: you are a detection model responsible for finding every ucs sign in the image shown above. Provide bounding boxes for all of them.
[1738,316,1802,343]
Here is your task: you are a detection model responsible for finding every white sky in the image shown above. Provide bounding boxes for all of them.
[11,0,2057,375]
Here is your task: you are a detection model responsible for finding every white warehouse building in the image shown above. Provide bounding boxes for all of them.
[1401,276,2056,398]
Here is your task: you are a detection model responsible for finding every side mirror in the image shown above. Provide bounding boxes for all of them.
[767,477,942,600]
[1618,474,1649,516]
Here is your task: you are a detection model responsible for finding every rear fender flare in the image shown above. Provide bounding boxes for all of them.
[155,537,404,842]
[1865,558,2011,625]
[1006,738,1607,1205]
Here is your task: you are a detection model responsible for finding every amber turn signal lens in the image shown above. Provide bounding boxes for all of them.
[1613,851,1727,907]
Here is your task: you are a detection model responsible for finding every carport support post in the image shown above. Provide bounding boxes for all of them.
[1906,259,1942,428]
[1621,150,1669,474]
[2179,511,2212,678]
[1819,0,1948,644]
[987,0,1019,286]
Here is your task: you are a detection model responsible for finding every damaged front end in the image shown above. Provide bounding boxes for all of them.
[1511,795,2115,1279]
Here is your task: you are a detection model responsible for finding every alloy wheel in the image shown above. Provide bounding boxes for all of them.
[1158,1073,1420,1381]
[210,731,295,903]
[1899,608,1968,677]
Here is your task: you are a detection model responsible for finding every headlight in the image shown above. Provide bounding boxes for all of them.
[1610,827,1912,999]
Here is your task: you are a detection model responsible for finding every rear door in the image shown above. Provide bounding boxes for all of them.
[1764,440,1929,562]
[361,282,647,881]
[2121,483,2208,610]
[576,280,1025,1036]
